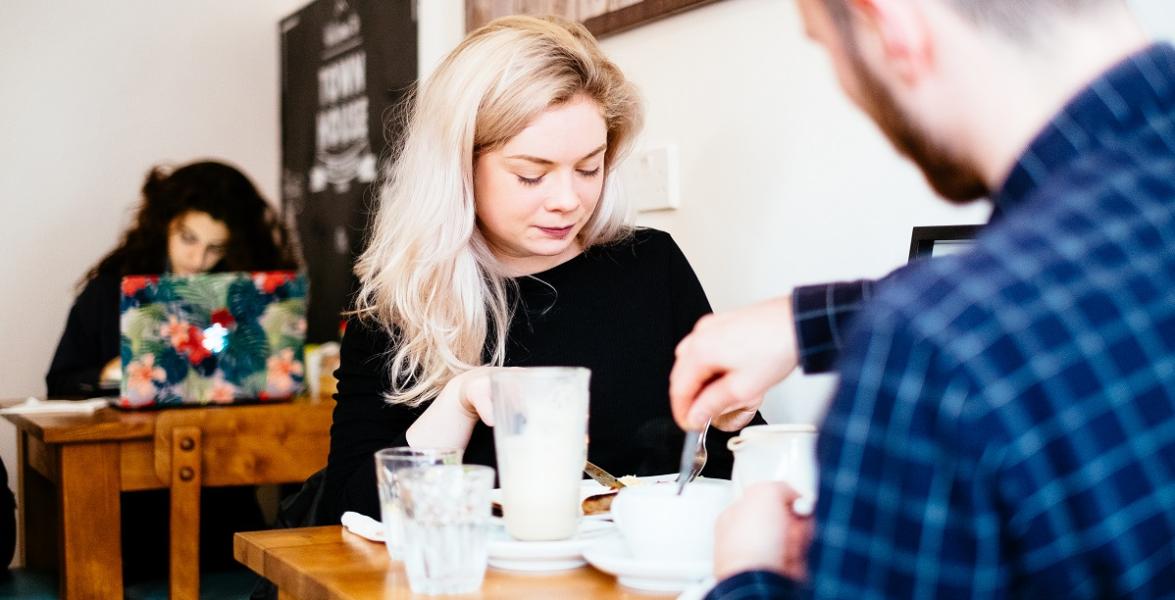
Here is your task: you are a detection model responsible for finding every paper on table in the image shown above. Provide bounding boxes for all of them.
[341,511,385,542]
[677,577,717,600]
[0,397,110,415]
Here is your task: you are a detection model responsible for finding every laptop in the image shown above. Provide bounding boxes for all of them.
[117,270,309,409]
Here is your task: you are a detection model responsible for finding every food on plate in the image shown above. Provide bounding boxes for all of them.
[582,491,617,515]
[582,476,673,515]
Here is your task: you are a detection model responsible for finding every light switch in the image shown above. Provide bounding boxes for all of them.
[623,145,679,212]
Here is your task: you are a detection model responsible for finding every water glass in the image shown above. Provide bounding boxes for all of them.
[397,464,495,595]
[490,366,590,541]
[373,447,461,559]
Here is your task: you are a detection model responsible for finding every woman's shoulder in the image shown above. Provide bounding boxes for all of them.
[526,228,686,284]
[341,315,395,352]
[590,227,680,263]
[75,271,122,303]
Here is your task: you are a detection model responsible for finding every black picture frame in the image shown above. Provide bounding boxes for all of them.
[908,225,982,262]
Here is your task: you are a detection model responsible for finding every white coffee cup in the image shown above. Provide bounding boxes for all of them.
[609,480,731,563]
[728,424,818,515]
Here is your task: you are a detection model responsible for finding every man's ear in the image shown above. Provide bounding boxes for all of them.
[848,0,935,85]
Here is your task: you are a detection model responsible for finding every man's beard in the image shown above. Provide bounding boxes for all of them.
[849,53,989,203]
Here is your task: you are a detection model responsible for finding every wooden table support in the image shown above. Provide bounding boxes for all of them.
[59,442,124,599]
[5,398,334,600]
[170,426,203,600]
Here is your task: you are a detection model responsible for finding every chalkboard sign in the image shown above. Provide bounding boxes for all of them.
[279,0,418,342]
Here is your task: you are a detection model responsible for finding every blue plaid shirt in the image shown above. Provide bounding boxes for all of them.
[711,43,1175,599]
[793,280,875,373]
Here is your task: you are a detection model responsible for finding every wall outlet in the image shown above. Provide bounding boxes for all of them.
[623,145,680,212]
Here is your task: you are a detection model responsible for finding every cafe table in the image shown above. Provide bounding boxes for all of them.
[5,395,334,600]
[235,525,678,599]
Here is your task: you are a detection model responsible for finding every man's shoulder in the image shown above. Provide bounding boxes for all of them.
[862,222,1059,373]
[867,249,1001,339]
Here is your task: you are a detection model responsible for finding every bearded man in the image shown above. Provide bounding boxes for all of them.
[668,1,1175,597]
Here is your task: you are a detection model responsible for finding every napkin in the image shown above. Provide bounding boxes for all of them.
[341,511,385,542]
[677,577,717,600]
[0,397,110,415]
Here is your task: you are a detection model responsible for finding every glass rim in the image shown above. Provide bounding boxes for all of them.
[374,446,462,461]
[486,366,590,382]
[395,463,495,482]
[394,464,495,493]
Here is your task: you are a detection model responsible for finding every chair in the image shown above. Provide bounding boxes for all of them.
[153,404,330,600]
[908,224,981,262]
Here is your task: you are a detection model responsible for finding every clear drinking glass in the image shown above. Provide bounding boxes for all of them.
[373,447,461,559]
[397,464,495,595]
[490,366,590,541]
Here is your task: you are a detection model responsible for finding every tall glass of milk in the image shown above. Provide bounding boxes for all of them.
[490,367,590,541]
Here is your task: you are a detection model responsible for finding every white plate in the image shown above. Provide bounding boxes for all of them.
[582,532,711,593]
[487,519,614,572]
[578,473,679,497]
[492,474,682,521]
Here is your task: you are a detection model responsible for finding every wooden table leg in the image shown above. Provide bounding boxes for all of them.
[170,426,202,600]
[19,432,59,571]
[58,442,123,600]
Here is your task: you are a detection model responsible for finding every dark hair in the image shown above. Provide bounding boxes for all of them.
[82,160,298,286]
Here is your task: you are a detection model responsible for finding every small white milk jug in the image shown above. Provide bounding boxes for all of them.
[727,424,818,515]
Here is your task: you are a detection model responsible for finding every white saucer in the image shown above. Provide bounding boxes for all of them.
[582,532,711,592]
[487,519,614,572]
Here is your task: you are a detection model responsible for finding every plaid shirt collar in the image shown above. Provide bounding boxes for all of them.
[995,42,1175,214]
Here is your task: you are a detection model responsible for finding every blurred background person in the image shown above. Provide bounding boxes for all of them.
[46,160,297,398]
[45,159,297,583]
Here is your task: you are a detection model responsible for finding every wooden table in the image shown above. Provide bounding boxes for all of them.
[6,396,334,600]
[235,526,676,599]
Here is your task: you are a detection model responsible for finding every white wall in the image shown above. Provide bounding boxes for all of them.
[604,0,989,424]
[0,0,309,566]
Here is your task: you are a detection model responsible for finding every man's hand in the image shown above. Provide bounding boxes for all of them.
[670,296,799,431]
[714,482,813,582]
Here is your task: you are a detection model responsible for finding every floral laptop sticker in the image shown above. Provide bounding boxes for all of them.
[118,271,309,408]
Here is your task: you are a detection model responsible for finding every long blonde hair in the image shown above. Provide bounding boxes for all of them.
[353,15,644,406]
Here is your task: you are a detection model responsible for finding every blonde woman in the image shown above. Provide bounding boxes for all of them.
[320,15,763,522]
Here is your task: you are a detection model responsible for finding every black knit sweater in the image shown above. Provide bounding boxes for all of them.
[320,228,764,522]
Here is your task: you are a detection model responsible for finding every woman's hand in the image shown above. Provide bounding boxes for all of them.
[99,357,122,385]
[405,366,502,450]
[438,366,496,427]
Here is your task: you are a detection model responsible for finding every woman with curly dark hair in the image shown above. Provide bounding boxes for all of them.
[44,159,298,583]
[47,159,297,397]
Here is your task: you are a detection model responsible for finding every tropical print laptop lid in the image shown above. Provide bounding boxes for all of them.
[118,271,308,408]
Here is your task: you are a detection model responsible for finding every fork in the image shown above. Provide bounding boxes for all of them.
[675,418,712,494]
